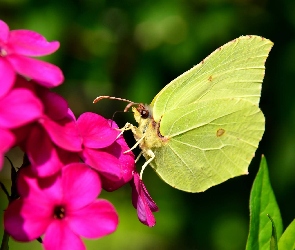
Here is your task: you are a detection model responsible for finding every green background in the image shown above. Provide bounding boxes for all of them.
[1,0,295,249]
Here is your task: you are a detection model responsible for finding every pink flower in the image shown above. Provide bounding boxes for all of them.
[0,20,64,98]
[77,112,135,191]
[131,172,158,227]
[14,81,82,176]
[4,163,118,250]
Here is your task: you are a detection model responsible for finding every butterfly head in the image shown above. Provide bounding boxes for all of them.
[132,104,153,124]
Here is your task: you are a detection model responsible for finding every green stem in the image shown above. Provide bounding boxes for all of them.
[0,182,9,200]
[0,231,10,250]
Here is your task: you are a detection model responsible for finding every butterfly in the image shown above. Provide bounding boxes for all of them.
[94,35,273,192]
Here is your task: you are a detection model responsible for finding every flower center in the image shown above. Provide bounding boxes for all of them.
[0,47,7,57]
[53,205,66,220]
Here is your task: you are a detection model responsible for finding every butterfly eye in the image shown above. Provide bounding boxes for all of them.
[136,104,150,119]
[141,110,149,119]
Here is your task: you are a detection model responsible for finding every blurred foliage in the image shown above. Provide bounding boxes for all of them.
[1,0,295,249]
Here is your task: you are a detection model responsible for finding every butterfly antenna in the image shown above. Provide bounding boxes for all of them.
[93,96,138,112]
[110,110,124,127]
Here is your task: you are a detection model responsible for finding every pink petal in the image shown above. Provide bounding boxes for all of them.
[7,54,64,87]
[8,30,59,56]
[131,172,158,227]
[4,198,52,241]
[131,172,142,208]
[68,200,118,238]
[37,88,68,120]
[62,163,101,210]
[0,128,15,169]
[133,173,158,212]
[111,134,135,172]
[57,148,81,166]
[136,192,156,227]
[0,20,9,41]
[0,58,15,98]
[11,123,32,146]
[67,108,77,120]
[26,125,63,177]
[17,166,62,202]
[0,128,15,152]
[100,140,135,191]
[14,74,37,91]
[0,87,43,129]
[41,115,82,152]
[77,112,119,148]
[80,147,122,181]
[43,220,86,250]
[141,180,159,212]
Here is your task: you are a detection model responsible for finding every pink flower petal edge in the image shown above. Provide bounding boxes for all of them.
[77,112,119,149]
[7,55,64,87]
[9,30,60,56]
[0,59,15,98]
[0,87,43,129]
[43,221,86,250]
[68,199,118,239]
[0,20,9,41]
[4,198,53,241]
[62,163,101,210]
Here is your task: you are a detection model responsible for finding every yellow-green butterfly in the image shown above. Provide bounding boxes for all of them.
[95,35,273,193]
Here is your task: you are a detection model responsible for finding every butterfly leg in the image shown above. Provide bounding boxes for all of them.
[135,151,143,163]
[124,134,146,153]
[116,122,134,139]
[120,122,134,131]
[140,149,155,179]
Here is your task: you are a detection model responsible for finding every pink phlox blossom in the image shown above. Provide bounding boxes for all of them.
[4,163,119,250]
[77,112,135,190]
[0,19,64,98]
[131,171,158,227]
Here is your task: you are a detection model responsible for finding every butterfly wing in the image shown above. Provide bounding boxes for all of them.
[151,36,273,122]
[149,98,264,192]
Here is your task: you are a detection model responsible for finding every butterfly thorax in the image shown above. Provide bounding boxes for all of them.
[132,104,168,151]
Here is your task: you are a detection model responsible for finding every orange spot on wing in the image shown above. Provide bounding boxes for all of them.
[216,128,225,137]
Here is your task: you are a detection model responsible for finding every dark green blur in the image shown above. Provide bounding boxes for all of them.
[1,0,295,249]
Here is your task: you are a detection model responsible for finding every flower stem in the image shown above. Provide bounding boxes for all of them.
[0,231,10,250]
[0,182,9,200]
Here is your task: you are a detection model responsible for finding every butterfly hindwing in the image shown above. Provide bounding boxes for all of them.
[151,98,264,192]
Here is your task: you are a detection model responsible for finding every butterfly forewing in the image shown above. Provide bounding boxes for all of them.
[151,36,273,122]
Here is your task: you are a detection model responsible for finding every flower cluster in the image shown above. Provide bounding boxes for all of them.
[0,19,158,250]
